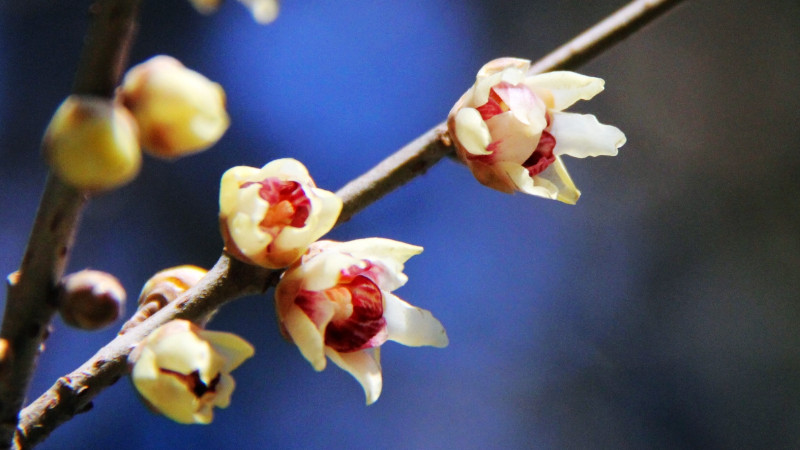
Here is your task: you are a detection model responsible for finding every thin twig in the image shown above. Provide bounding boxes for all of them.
[0,0,142,447]
[11,0,685,447]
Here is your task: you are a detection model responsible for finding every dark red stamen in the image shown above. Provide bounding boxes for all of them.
[523,130,557,176]
[324,276,386,353]
[159,369,221,398]
[241,178,311,228]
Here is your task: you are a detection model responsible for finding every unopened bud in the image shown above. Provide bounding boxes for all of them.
[118,55,229,159]
[42,95,141,192]
[59,270,126,330]
[120,265,207,333]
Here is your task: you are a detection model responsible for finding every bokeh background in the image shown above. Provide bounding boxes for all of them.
[2,0,800,448]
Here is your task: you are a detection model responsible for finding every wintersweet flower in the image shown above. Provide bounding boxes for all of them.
[275,238,449,404]
[130,319,254,424]
[219,158,342,269]
[447,57,626,203]
[118,55,229,159]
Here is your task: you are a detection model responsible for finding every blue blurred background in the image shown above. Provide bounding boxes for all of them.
[2,0,800,448]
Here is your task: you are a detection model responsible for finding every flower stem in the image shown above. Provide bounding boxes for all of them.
[0,0,142,447]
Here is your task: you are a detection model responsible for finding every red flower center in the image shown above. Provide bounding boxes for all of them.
[523,129,556,176]
[242,178,311,230]
[295,273,387,353]
[474,83,558,176]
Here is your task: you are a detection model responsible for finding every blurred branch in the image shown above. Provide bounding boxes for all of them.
[11,0,684,447]
[0,0,142,447]
[528,0,686,74]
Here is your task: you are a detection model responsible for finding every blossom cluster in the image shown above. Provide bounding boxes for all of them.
[123,57,623,425]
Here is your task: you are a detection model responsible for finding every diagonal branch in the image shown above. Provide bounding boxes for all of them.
[11,0,686,447]
[0,0,143,447]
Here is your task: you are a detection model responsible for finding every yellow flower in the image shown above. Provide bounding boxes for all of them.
[118,55,229,159]
[219,158,342,269]
[275,238,448,404]
[447,57,626,203]
[42,95,141,192]
[130,320,254,424]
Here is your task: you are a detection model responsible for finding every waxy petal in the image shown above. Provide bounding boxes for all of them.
[454,108,492,156]
[492,82,547,128]
[384,293,448,348]
[314,238,423,291]
[283,303,330,371]
[197,329,255,371]
[484,112,545,165]
[549,112,626,158]
[476,57,530,79]
[533,157,581,204]
[325,347,382,405]
[525,71,605,110]
[497,162,558,200]
[473,66,526,106]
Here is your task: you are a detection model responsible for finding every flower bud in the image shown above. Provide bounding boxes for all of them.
[129,319,254,424]
[219,158,342,269]
[120,265,208,334]
[42,95,141,192]
[118,55,229,159]
[58,269,126,330]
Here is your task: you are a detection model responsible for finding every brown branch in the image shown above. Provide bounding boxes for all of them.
[528,0,687,75]
[11,0,685,447]
[0,0,142,447]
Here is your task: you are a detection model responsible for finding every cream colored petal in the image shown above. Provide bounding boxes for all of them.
[476,57,530,79]
[524,71,605,110]
[496,161,557,199]
[271,185,342,257]
[291,251,361,292]
[148,331,214,376]
[283,303,330,371]
[484,113,544,164]
[492,82,547,128]
[219,165,262,216]
[258,158,314,185]
[211,372,236,409]
[227,183,272,256]
[383,293,448,348]
[311,238,422,291]
[325,347,383,405]
[323,238,423,267]
[454,108,492,156]
[549,112,626,158]
[473,65,527,106]
[198,329,255,371]
[534,157,581,204]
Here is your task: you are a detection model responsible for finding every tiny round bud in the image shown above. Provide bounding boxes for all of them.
[59,270,126,330]
[118,55,229,159]
[137,264,207,307]
[42,95,142,192]
[119,265,207,333]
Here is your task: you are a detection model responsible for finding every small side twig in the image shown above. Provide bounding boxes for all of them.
[0,0,142,447]
[11,0,685,447]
